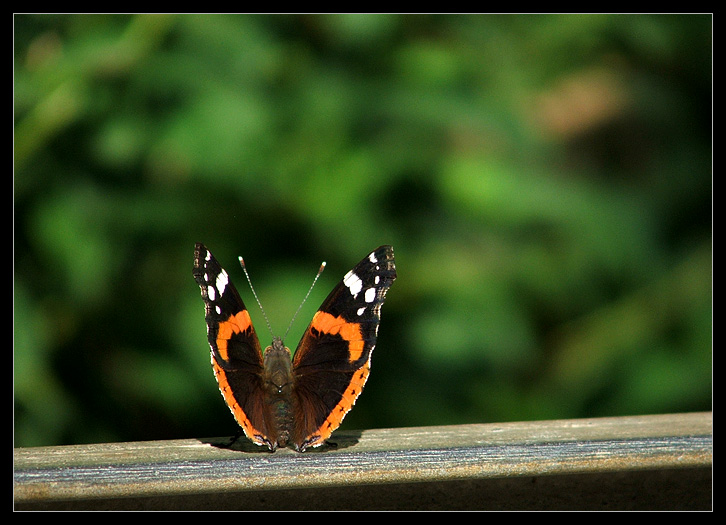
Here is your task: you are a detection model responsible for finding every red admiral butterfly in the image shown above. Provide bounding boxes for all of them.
[193,243,396,452]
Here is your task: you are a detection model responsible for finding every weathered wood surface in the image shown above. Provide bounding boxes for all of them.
[14,412,712,510]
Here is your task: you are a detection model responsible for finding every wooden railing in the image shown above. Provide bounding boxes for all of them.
[14,412,712,510]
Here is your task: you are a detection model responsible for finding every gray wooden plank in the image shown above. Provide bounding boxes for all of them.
[14,412,712,510]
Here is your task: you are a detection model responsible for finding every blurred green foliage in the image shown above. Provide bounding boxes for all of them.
[14,14,711,447]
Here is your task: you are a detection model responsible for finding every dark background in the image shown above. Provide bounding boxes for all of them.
[14,14,711,448]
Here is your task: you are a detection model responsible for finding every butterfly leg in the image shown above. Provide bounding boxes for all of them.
[220,429,244,448]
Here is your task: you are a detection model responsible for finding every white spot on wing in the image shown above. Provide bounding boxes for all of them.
[208,285,216,301]
[365,287,376,303]
[216,269,229,296]
[344,270,362,298]
[368,252,378,263]
[357,306,366,316]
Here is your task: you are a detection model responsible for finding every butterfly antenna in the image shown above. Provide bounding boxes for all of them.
[238,256,274,338]
[283,261,326,341]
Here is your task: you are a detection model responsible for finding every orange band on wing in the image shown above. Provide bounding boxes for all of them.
[215,310,253,361]
[310,311,364,361]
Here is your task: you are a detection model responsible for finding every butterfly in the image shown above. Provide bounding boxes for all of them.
[193,243,396,451]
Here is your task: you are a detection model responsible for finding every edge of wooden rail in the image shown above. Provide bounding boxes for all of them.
[14,412,712,509]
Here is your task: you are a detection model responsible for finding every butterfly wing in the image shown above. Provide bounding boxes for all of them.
[193,243,277,450]
[290,245,396,451]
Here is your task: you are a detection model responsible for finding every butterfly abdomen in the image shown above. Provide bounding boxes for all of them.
[262,337,295,449]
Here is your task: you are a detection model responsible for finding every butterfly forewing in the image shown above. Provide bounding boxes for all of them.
[193,243,277,449]
[291,245,396,450]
